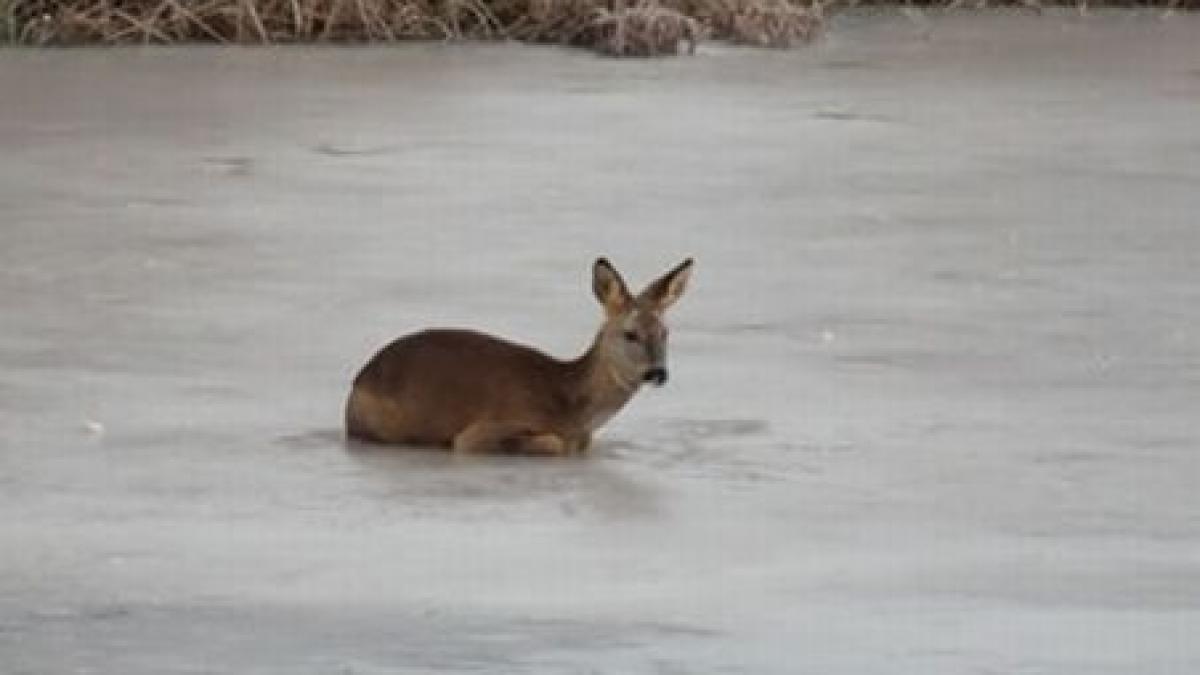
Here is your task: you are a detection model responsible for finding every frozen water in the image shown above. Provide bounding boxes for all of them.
[2,9,1199,673]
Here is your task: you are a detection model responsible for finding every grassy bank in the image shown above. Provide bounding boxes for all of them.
[2,0,1194,53]
[3,0,18,41]
[3,0,821,54]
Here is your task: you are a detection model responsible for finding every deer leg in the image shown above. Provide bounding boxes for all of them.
[452,422,567,456]
[561,433,592,455]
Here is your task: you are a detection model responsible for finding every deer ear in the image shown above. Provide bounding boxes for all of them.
[592,257,632,316]
[639,258,694,312]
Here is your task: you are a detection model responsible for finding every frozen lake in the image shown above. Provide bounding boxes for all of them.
[2,9,1199,673]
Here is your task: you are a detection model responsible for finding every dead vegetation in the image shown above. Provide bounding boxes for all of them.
[693,0,820,46]
[5,0,1194,52]
[592,1,701,56]
[4,0,820,53]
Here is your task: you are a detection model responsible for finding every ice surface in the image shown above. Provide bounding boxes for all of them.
[2,10,1199,673]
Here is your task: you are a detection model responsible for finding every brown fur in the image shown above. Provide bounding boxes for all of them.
[344,258,693,455]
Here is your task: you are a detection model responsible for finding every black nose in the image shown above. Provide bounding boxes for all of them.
[644,367,668,386]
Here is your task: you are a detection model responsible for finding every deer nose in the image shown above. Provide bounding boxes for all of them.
[644,367,668,386]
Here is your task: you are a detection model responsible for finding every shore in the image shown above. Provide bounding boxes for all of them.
[4,0,1194,55]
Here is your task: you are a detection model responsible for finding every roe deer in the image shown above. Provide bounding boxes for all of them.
[345,257,694,454]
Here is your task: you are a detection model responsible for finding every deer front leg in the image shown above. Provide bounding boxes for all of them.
[570,433,592,454]
[452,422,568,456]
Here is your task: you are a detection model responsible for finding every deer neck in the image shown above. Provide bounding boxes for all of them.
[566,336,640,432]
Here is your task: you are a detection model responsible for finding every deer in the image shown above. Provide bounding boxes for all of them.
[344,257,694,455]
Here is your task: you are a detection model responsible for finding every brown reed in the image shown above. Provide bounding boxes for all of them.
[6,0,821,53]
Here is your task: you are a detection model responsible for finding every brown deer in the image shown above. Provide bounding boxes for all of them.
[345,257,694,454]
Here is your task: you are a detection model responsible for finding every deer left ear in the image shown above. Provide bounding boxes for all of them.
[593,257,633,317]
[639,258,694,312]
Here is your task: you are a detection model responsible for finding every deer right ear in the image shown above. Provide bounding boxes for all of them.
[638,257,694,312]
[592,257,632,317]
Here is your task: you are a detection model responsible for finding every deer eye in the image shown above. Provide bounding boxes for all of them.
[622,330,639,342]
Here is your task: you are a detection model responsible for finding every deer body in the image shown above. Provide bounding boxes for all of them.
[345,258,693,455]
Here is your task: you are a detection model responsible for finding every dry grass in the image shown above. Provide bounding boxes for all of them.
[12,0,462,43]
[838,0,1195,5]
[688,0,821,46]
[3,0,18,40]
[5,0,820,52]
[592,0,701,56]
[8,0,1192,50]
